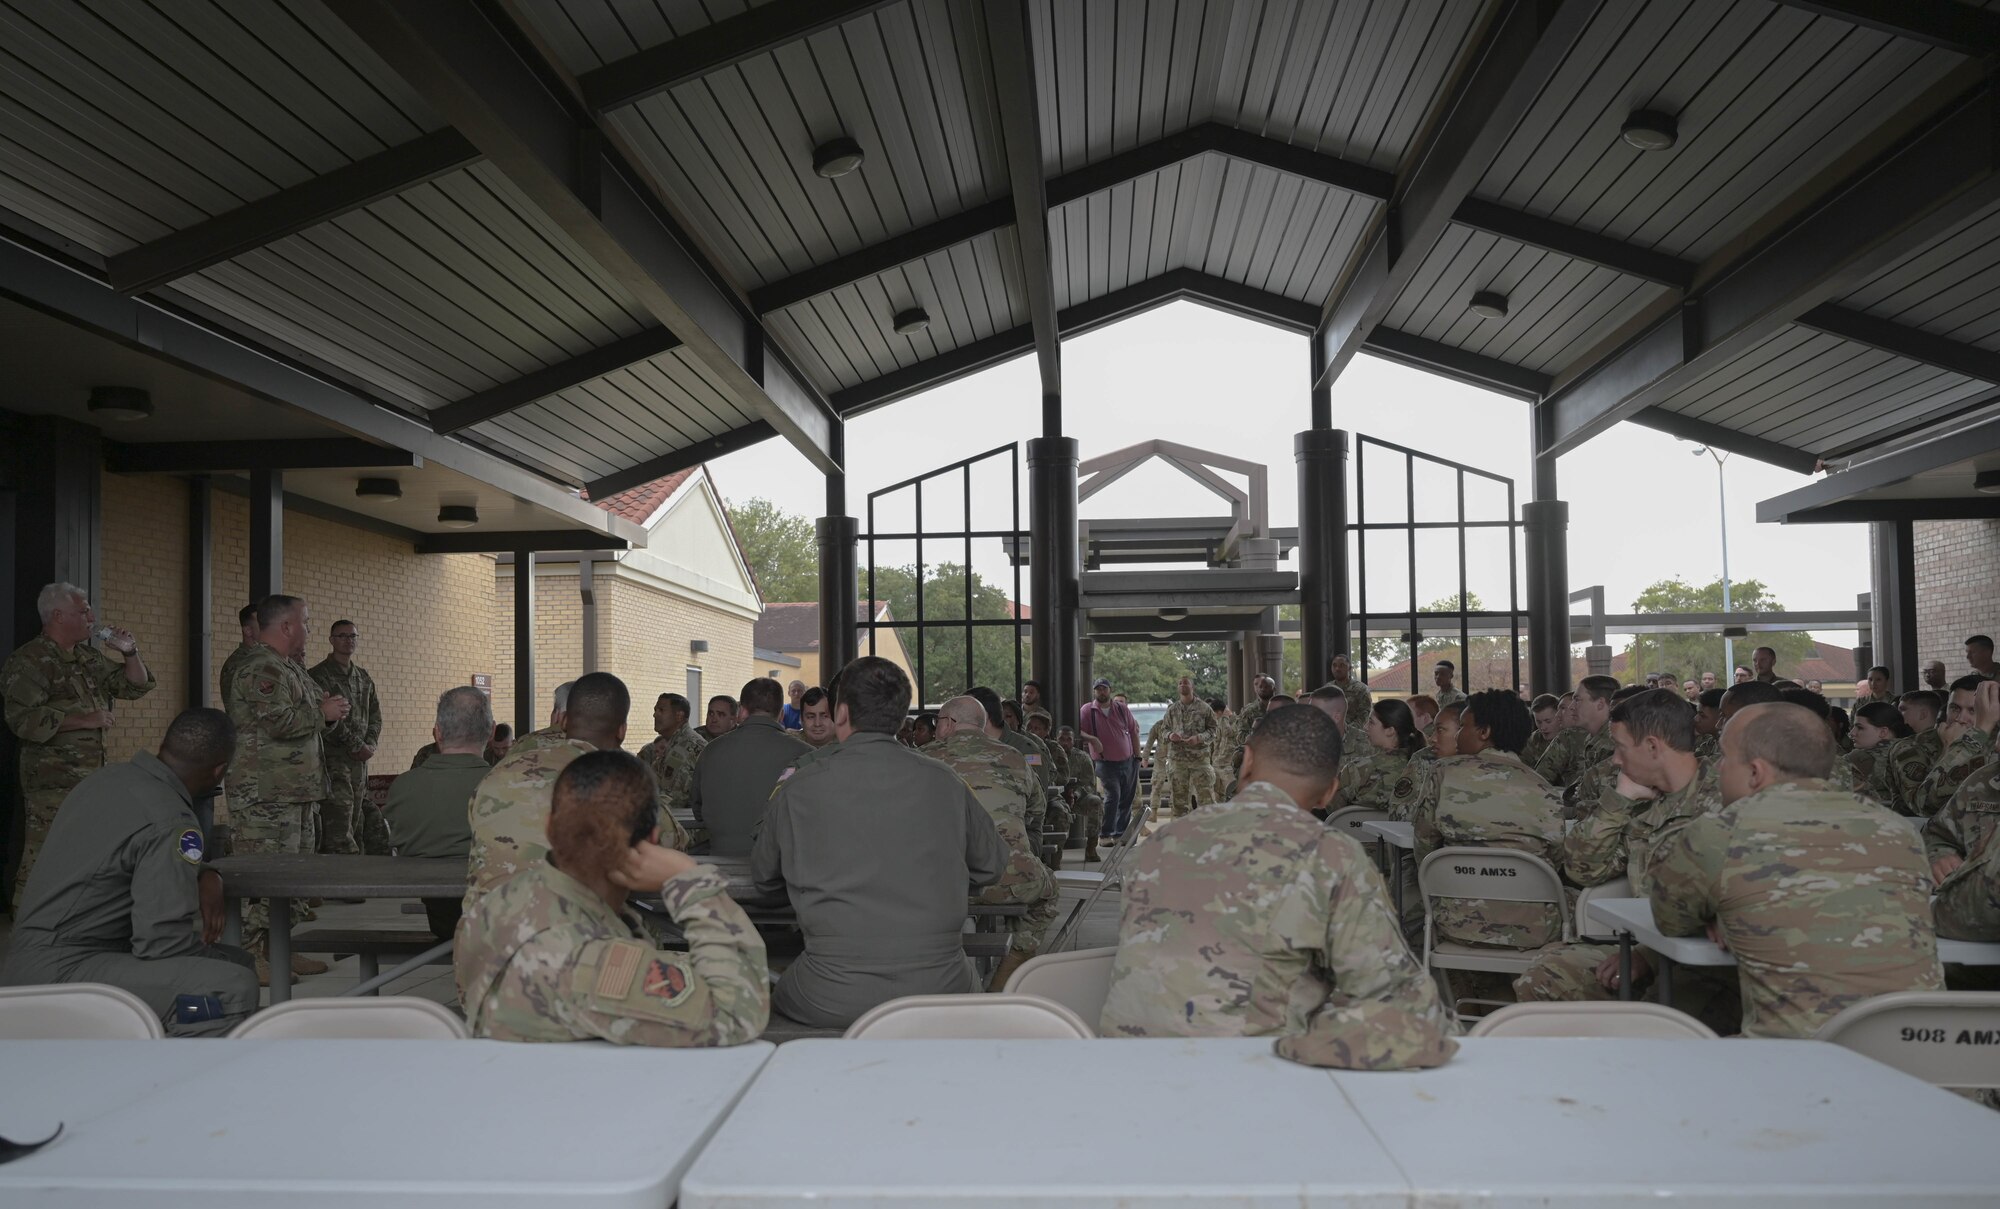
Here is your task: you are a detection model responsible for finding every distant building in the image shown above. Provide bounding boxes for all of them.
[1361,640,1861,702]
[754,601,915,689]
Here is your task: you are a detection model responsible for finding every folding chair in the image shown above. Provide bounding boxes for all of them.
[231,996,468,1039]
[1047,799,1153,954]
[1813,991,2000,1092]
[1418,846,1571,1019]
[0,983,163,1039]
[1573,877,1632,942]
[1002,946,1117,1025]
[1468,1001,1715,1038]
[843,994,1094,1039]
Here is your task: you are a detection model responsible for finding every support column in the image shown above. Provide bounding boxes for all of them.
[1525,410,1572,695]
[248,469,282,601]
[1028,436,1081,733]
[1854,591,1875,684]
[1225,641,1243,708]
[7,415,101,646]
[513,548,535,737]
[1079,637,1095,702]
[1870,522,1919,687]
[818,422,857,685]
[187,476,213,709]
[578,556,598,673]
[1295,428,1350,691]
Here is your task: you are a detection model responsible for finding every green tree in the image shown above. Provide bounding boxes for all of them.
[866,562,1027,705]
[724,497,819,602]
[1620,577,1816,682]
[1092,641,1231,705]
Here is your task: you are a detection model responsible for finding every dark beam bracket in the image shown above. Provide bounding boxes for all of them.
[106,438,421,474]
[417,528,631,554]
[983,0,1062,408]
[1796,304,2000,385]
[585,420,777,499]
[1775,0,2000,57]
[106,130,480,295]
[580,0,898,112]
[427,326,683,433]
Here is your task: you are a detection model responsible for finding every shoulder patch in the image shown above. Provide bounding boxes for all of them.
[177,828,205,864]
[1025,753,1041,765]
[642,957,692,1005]
[593,939,648,999]
[777,766,796,782]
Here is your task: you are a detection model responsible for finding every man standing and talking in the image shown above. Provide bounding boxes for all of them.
[1080,678,1141,843]
[4,582,155,913]
[308,620,384,855]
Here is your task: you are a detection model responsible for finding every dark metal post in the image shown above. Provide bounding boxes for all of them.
[1854,591,1874,685]
[1079,637,1095,702]
[248,469,282,600]
[818,422,858,684]
[187,476,213,709]
[513,548,535,737]
[1525,410,1572,695]
[1028,436,1081,733]
[1870,522,1919,686]
[578,555,598,673]
[1295,428,1350,690]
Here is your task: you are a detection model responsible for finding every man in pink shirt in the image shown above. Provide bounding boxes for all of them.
[1079,678,1142,841]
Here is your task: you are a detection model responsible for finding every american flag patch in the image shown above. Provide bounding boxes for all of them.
[594,940,645,998]
[1025,754,1042,766]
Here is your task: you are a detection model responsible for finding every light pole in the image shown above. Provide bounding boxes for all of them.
[1691,445,1733,676]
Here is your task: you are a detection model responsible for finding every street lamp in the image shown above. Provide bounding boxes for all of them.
[1690,445,1733,675]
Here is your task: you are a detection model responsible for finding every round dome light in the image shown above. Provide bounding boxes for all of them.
[812,137,865,179]
[1620,109,1678,151]
[1469,290,1509,320]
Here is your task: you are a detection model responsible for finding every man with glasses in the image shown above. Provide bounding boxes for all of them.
[310,620,385,854]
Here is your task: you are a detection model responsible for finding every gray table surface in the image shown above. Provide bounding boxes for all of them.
[209,854,465,898]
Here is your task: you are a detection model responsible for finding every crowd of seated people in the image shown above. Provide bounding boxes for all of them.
[7,617,1996,1077]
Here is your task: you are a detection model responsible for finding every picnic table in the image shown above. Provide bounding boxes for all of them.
[679,1036,2000,1206]
[1586,897,2000,1004]
[0,1039,773,1206]
[209,854,463,1004]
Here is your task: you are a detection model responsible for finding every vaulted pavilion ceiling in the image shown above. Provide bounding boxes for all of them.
[0,0,1996,498]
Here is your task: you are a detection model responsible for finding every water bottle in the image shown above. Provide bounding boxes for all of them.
[92,624,115,644]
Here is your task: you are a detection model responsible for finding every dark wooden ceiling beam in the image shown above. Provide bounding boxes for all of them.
[981,0,1061,410]
[1542,82,2000,460]
[1774,0,2000,57]
[579,0,898,112]
[584,421,777,499]
[326,0,838,474]
[1314,0,1601,393]
[1795,304,2000,384]
[105,438,420,474]
[427,326,683,434]
[105,129,479,295]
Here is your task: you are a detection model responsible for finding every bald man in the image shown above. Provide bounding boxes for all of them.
[1646,702,1941,1038]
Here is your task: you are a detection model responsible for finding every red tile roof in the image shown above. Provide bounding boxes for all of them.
[582,466,696,524]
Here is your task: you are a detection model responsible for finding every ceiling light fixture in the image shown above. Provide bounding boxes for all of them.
[87,386,153,422]
[1620,109,1678,151]
[355,477,402,502]
[892,307,930,335]
[1158,607,1189,622]
[1975,470,2000,495]
[812,137,865,178]
[1469,291,1509,320]
[437,504,479,529]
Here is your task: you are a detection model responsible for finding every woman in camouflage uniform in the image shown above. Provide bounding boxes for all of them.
[457,750,769,1046]
[1330,700,1427,820]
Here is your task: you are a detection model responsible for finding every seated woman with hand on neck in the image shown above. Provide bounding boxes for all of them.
[457,750,769,1046]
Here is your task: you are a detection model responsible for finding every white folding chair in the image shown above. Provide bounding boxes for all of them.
[1002,946,1116,1025]
[1813,991,2000,1091]
[0,983,164,1039]
[1573,877,1633,942]
[1418,847,1571,1016]
[231,996,468,1039]
[1468,1000,1716,1039]
[1323,806,1392,837]
[843,993,1094,1039]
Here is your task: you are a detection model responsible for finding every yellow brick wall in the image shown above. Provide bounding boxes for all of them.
[96,472,497,778]
[490,565,583,734]
[96,472,190,763]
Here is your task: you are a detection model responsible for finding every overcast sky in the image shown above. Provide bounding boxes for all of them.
[713,301,1867,648]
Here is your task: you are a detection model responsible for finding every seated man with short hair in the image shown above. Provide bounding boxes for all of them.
[384,685,494,940]
[752,656,1008,1028]
[691,677,811,857]
[1099,704,1456,1069]
[1648,702,1943,1038]
[458,751,768,1046]
[0,708,258,1035]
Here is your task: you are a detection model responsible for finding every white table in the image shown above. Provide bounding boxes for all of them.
[1360,820,1414,849]
[1335,1036,2000,1204]
[0,1039,773,1206]
[1585,898,2000,1004]
[679,1037,1411,1207]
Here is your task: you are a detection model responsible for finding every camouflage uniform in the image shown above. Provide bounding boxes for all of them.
[1329,746,1424,820]
[1335,677,1372,729]
[1925,763,2000,876]
[1694,731,1720,763]
[1934,835,2000,940]
[1409,749,1566,949]
[1160,695,1218,816]
[638,724,706,824]
[1911,727,1996,820]
[1060,744,1104,839]
[1533,724,1611,791]
[1520,729,1554,772]
[460,738,594,929]
[307,655,384,855]
[1869,728,1944,816]
[1433,686,1468,712]
[1647,780,1944,1039]
[996,727,1053,835]
[1099,780,1458,1070]
[1143,719,1173,817]
[1227,698,1269,779]
[1515,759,1726,1005]
[1843,743,1886,792]
[936,731,1058,955]
[224,644,327,948]
[509,724,570,758]
[2,633,156,911]
[459,861,768,1045]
